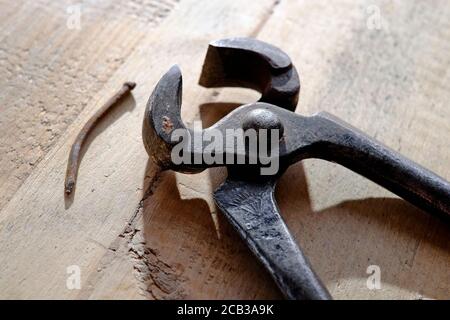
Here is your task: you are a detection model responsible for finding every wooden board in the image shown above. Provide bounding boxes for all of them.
[0,0,448,299]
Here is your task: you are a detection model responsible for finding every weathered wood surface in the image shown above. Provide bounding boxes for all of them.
[0,0,449,299]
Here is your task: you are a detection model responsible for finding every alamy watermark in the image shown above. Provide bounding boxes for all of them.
[170,120,281,175]
[366,5,389,32]
[66,4,82,30]
[66,265,81,290]
[366,265,381,290]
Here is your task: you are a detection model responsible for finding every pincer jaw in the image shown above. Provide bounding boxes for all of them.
[142,65,185,170]
[199,37,300,111]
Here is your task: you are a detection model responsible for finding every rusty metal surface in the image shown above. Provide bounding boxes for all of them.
[142,38,450,299]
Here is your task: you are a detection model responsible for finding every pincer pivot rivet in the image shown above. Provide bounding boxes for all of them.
[242,108,284,139]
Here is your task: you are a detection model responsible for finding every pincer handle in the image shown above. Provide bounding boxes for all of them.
[214,176,332,300]
[314,112,450,221]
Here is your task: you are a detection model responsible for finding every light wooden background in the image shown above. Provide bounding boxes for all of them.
[0,0,449,299]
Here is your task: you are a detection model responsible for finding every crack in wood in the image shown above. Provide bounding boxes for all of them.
[123,169,188,299]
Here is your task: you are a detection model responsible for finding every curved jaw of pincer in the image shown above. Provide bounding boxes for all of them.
[142,65,187,170]
[143,37,301,172]
[199,37,300,111]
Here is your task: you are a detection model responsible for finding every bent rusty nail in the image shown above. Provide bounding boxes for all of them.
[65,81,136,195]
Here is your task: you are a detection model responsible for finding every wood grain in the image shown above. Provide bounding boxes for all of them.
[0,0,179,210]
[0,0,448,299]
